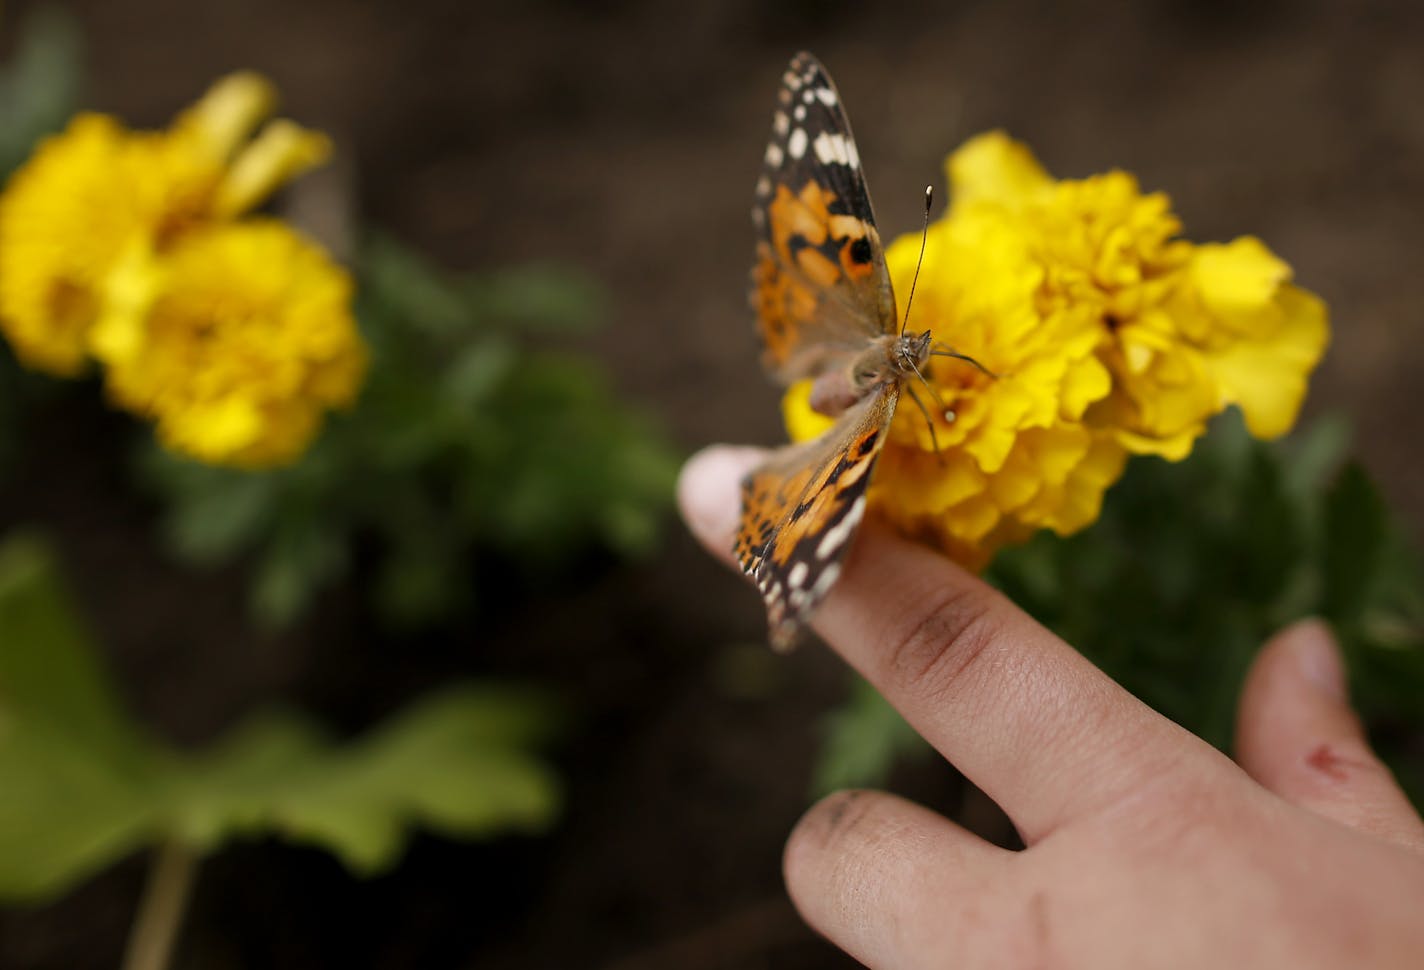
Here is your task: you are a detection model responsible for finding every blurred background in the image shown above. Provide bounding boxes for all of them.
[0,1,1422,967]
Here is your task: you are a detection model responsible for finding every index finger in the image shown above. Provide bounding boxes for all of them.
[679,445,1234,843]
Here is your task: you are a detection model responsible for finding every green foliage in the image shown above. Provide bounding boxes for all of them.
[0,535,562,903]
[812,676,928,797]
[0,6,83,180]
[814,412,1424,801]
[141,237,680,628]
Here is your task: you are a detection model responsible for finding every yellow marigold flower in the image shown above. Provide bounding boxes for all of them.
[783,195,1123,569]
[946,131,1329,459]
[780,130,1327,569]
[92,221,366,468]
[0,72,331,376]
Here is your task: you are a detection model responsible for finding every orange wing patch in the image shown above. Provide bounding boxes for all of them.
[751,181,889,381]
[735,389,895,650]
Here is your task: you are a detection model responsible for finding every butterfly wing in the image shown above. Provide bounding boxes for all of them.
[750,51,898,385]
[736,385,897,650]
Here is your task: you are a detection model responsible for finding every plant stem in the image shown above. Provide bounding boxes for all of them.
[121,839,199,970]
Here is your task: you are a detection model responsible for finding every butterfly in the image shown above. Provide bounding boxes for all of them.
[738,52,979,651]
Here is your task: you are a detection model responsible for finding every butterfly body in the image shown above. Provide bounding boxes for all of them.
[737,52,914,650]
[808,329,933,417]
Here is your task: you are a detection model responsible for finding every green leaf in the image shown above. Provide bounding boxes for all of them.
[249,520,345,628]
[168,685,561,874]
[1280,413,1350,498]
[441,337,517,411]
[0,536,563,903]
[164,466,278,563]
[358,235,475,339]
[465,264,606,334]
[1322,462,1389,626]
[0,536,163,898]
[0,7,84,179]
[812,677,928,796]
[0,536,144,754]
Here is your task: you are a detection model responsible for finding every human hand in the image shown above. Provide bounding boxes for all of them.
[678,445,1424,970]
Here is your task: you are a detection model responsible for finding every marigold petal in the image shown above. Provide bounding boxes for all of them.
[1060,356,1112,420]
[946,131,1052,211]
[876,445,985,515]
[214,119,332,218]
[782,379,836,442]
[941,492,1001,542]
[1190,237,1290,321]
[174,71,277,162]
[1208,283,1329,439]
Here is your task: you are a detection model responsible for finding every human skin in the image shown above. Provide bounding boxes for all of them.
[678,444,1424,970]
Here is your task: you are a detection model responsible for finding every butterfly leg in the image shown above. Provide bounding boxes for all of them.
[930,343,998,379]
[903,381,946,464]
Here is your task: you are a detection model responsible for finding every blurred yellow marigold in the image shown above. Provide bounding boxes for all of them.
[93,221,365,468]
[0,72,364,467]
[783,132,1328,568]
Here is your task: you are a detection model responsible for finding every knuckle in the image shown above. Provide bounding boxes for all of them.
[1077,743,1241,851]
[879,580,1003,707]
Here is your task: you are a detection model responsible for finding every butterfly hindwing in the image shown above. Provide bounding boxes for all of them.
[736,386,897,650]
[750,51,897,385]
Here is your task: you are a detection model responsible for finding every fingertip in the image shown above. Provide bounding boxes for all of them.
[1240,617,1348,742]
[677,445,766,561]
[1238,618,1424,846]
[1280,617,1347,702]
[781,788,1005,968]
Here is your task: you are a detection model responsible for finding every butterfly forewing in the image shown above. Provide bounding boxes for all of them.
[740,52,904,650]
[750,51,898,385]
[736,387,896,651]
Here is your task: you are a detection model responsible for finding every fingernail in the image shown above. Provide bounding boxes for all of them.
[676,446,765,551]
[1288,617,1346,701]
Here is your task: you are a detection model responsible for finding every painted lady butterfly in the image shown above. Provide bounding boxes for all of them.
[738,52,973,651]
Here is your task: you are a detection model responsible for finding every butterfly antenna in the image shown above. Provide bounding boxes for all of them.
[898,185,933,338]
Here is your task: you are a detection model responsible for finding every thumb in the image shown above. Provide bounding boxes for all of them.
[1236,618,1424,849]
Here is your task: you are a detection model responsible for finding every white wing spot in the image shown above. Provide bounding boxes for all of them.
[793,104,807,122]
[814,86,838,106]
[755,174,771,197]
[773,111,789,136]
[812,131,850,166]
[809,562,842,601]
[802,89,816,104]
[764,142,784,167]
[787,561,809,590]
[783,71,802,91]
[787,128,808,160]
[816,496,865,560]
